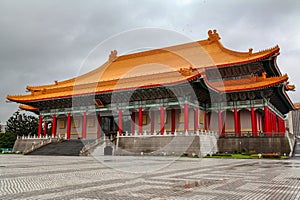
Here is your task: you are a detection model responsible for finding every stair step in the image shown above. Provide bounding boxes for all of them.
[28,140,85,156]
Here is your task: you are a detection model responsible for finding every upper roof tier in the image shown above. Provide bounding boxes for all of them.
[7,30,281,103]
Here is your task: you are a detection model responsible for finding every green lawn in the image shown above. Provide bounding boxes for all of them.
[204,153,289,159]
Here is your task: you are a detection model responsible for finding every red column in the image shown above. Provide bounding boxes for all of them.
[276,116,279,134]
[82,112,87,139]
[131,112,135,134]
[151,110,155,134]
[171,109,175,133]
[270,111,273,134]
[51,114,57,137]
[278,117,281,133]
[279,117,285,136]
[274,114,277,133]
[138,108,143,134]
[66,113,71,139]
[271,111,274,134]
[184,104,189,132]
[237,111,241,136]
[264,106,271,136]
[276,115,279,134]
[194,107,199,132]
[204,110,207,130]
[160,106,165,134]
[97,114,101,139]
[272,111,275,135]
[251,107,257,136]
[274,114,277,134]
[38,115,42,138]
[118,110,123,135]
[43,121,47,137]
[218,110,223,136]
[234,108,239,136]
[273,113,276,134]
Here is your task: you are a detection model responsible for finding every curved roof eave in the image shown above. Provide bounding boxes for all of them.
[204,75,289,93]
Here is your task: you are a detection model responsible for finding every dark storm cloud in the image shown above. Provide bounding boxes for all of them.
[0,0,299,122]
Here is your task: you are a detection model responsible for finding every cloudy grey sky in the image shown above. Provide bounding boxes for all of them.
[0,0,299,123]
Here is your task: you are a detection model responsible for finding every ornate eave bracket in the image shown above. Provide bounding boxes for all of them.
[283,81,296,91]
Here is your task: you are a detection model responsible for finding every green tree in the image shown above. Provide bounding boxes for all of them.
[6,111,38,136]
[0,132,17,148]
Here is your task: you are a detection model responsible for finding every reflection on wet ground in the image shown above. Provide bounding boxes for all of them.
[0,155,299,199]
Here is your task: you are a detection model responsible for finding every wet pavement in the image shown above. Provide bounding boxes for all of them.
[0,155,299,199]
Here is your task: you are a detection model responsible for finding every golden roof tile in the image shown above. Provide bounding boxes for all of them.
[293,103,300,110]
[207,74,288,93]
[18,104,39,111]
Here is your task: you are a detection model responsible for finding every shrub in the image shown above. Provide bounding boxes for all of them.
[233,148,238,154]
[180,153,189,157]
[0,132,17,148]
[262,153,281,159]
[241,148,248,153]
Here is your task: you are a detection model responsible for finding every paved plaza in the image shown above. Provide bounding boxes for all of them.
[0,155,299,200]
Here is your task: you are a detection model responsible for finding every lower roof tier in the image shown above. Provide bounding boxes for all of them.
[16,76,294,115]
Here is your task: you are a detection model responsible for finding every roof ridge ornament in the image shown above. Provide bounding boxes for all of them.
[179,67,193,76]
[208,29,221,43]
[109,50,118,62]
[262,71,267,79]
[286,84,295,91]
[248,48,253,55]
[250,73,256,81]
[284,80,296,91]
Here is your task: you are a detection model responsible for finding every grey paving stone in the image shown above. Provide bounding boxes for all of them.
[0,155,299,200]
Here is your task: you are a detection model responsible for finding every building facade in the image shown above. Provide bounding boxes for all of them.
[287,103,300,137]
[7,30,295,140]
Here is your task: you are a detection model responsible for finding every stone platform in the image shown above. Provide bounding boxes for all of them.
[217,136,291,154]
[116,133,218,156]
[116,134,292,156]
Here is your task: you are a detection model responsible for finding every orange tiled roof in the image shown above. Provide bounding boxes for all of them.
[7,30,280,102]
[7,69,200,102]
[293,103,300,110]
[19,104,39,111]
[207,74,289,93]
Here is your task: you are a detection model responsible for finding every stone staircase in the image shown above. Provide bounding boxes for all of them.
[91,140,115,156]
[80,139,105,156]
[199,134,219,156]
[27,140,85,156]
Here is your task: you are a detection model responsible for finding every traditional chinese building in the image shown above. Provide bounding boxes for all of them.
[7,30,295,145]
